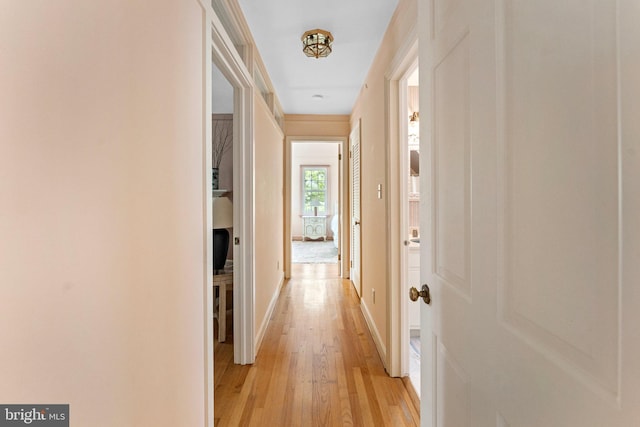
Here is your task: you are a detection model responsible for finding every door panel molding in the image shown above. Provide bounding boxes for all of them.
[495,0,620,400]
[433,31,472,301]
[437,341,470,427]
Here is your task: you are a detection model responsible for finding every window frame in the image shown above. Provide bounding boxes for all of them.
[300,165,330,216]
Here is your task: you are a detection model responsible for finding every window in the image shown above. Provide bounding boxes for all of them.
[301,166,329,216]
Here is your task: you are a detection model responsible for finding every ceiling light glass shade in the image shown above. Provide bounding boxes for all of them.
[302,29,333,58]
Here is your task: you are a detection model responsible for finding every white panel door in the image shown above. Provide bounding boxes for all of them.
[418,0,640,426]
[350,121,362,297]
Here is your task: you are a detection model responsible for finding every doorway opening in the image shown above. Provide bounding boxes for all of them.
[285,138,348,279]
[290,142,341,268]
[404,66,421,396]
[212,57,236,354]
[210,8,257,370]
[384,35,419,401]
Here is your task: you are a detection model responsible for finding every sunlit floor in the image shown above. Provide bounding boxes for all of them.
[291,240,339,264]
[213,263,419,426]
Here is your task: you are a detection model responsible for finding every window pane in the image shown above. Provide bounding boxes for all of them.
[301,167,328,214]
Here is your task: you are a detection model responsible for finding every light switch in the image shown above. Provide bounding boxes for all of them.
[377,184,382,199]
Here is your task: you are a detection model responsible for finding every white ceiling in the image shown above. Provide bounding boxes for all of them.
[237,0,400,115]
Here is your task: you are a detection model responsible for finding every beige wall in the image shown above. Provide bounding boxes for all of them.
[254,94,285,338]
[350,0,417,357]
[285,114,350,137]
[0,1,208,425]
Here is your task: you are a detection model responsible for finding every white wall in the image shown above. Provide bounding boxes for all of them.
[291,142,340,238]
[0,1,209,425]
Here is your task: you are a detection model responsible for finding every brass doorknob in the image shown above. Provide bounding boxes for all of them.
[409,284,431,304]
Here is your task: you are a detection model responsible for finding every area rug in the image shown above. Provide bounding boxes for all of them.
[291,241,338,264]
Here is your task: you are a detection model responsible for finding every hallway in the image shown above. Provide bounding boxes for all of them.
[214,264,419,426]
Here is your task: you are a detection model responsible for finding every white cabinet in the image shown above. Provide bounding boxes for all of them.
[302,216,326,240]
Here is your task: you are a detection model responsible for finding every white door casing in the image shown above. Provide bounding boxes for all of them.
[211,7,255,366]
[419,0,640,426]
[350,121,362,297]
[385,34,419,378]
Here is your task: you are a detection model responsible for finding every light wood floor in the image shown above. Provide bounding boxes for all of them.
[214,263,419,426]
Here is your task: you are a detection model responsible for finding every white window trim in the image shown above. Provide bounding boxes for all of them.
[300,165,330,216]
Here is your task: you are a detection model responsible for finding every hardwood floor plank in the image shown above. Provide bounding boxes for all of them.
[246,408,263,427]
[335,352,354,426]
[280,351,299,425]
[300,340,314,426]
[226,367,256,426]
[353,367,376,426]
[312,344,332,426]
[214,263,419,426]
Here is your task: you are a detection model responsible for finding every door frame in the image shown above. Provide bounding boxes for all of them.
[349,122,363,297]
[284,137,349,278]
[211,8,256,367]
[386,35,418,377]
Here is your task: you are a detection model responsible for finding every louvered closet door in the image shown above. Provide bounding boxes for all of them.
[350,120,361,298]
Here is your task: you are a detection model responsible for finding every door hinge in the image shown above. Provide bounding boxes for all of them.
[350,260,353,268]
[338,253,341,261]
[234,237,240,245]
[339,153,342,161]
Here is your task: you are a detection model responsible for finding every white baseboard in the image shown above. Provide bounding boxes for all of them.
[360,299,388,372]
[254,272,285,352]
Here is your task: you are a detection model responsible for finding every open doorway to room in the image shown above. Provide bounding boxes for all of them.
[209,7,258,368]
[403,66,421,397]
[209,7,260,423]
[211,59,236,356]
[385,35,420,404]
[290,142,341,267]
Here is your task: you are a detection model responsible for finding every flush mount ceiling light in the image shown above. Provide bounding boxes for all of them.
[301,29,333,59]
